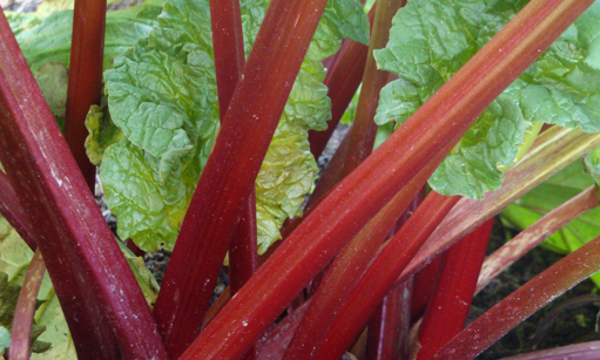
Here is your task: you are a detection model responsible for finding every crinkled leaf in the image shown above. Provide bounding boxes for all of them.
[119,242,160,310]
[101,141,190,250]
[9,0,163,71]
[5,12,43,36]
[0,217,33,284]
[501,160,600,285]
[35,0,127,15]
[374,0,600,199]
[101,0,369,252]
[84,104,123,166]
[33,62,68,128]
[307,0,370,61]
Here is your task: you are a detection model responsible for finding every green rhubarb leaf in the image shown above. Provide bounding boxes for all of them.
[584,147,600,186]
[101,141,191,250]
[9,0,163,71]
[307,0,370,61]
[118,242,161,310]
[32,62,68,127]
[101,0,369,252]
[5,12,43,36]
[0,326,9,355]
[374,0,600,200]
[84,104,124,166]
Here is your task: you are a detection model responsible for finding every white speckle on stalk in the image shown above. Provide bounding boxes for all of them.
[50,167,63,187]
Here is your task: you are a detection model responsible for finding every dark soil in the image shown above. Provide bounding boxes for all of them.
[472,222,600,359]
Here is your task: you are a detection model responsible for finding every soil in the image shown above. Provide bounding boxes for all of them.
[472,222,600,359]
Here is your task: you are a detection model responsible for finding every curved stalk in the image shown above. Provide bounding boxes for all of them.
[8,249,45,360]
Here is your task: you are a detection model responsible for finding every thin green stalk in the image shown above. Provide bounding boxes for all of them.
[431,233,600,360]
[64,0,107,190]
[8,249,45,360]
[181,2,594,359]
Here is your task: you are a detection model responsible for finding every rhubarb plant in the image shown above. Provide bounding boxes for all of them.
[2,0,600,359]
[98,0,369,252]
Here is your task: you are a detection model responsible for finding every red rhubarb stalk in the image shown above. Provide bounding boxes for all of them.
[0,171,36,250]
[410,256,443,322]
[312,192,460,360]
[8,249,45,360]
[153,0,333,356]
[365,279,413,360]
[210,0,245,121]
[0,11,168,359]
[397,126,600,289]
[64,0,106,190]
[283,151,446,360]
[310,0,404,203]
[415,218,495,360]
[365,189,426,360]
[255,301,311,360]
[308,7,375,160]
[284,2,407,355]
[333,0,405,175]
[209,0,258,300]
[181,2,594,359]
[431,233,600,360]
[476,185,600,293]
[498,341,600,360]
